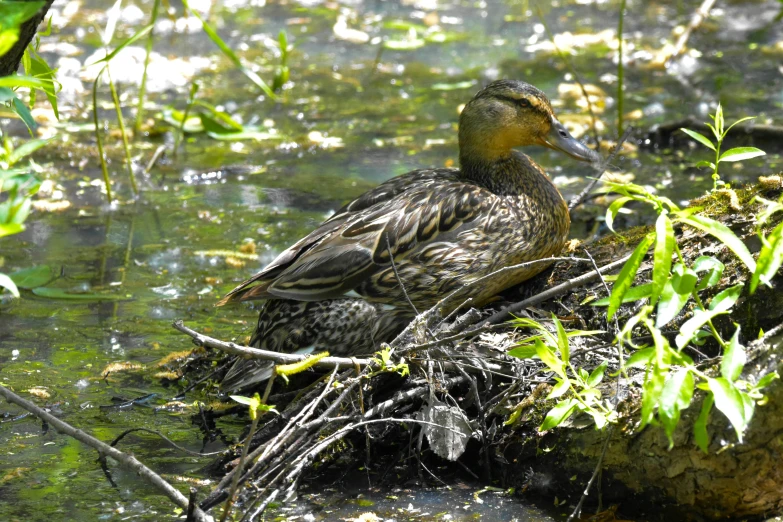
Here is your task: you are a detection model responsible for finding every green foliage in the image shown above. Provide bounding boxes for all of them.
[230,393,277,420]
[0,141,41,297]
[512,172,780,450]
[507,315,611,430]
[371,345,410,377]
[272,30,291,93]
[680,105,765,191]
[181,0,276,99]
[0,1,46,57]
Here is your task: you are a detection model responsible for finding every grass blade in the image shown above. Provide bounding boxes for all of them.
[608,233,655,320]
[182,0,276,99]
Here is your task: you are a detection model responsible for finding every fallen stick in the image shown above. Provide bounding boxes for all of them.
[174,320,371,368]
[0,384,214,522]
[173,321,504,375]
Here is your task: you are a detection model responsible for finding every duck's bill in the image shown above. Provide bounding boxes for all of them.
[537,118,600,164]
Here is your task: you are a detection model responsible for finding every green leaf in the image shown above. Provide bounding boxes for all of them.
[31,287,129,301]
[546,378,570,400]
[28,54,59,120]
[721,326,746,382]
[715,103,724,137]
[709,284,743,313]
[0,29,19,58]
[708,377,747,442]
[0,1,46,31]
[718,147,765,163]
[230,395,255,406]
[694,394,714,453]
[92,24,154,64]
[535,339,565,378]
[592,283,651,306]
[680,128,715,151]
[11,96,35,133]
[0,273,20,297]
[607,233,655,320]
[724,116,755,135]
[693,256,724,290]
[658,369,694,447]
[694,160,715,170]
[8,138,50,166]
[652,213,675,304]
[9,265,55,289]
[0,223,24,238]
[605,196,633,233]
[640,364,666,429]
[540,398,578,431]
[0,75,50,90]
[181,0,275,99]
[656,266,693,327]
[507,344,537,359]
[626,347,654,368]
[750,221,783,294]
[678,213,756,272]
[675,285,743,349]
[755,372,779,390]
[587,361,608,387]
[552,314,569,363]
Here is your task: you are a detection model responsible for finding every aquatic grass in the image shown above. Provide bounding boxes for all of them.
[182,0,276,100]
[173,81,200,158]
[107,67,138,196]
[92,69,113,204]
[617,0,626,137]
[133,0,161,134]
[88,22,156,202]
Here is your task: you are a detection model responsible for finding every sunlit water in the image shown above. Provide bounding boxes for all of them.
[1,0,782,519]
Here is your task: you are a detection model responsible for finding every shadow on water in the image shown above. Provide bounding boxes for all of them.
[1,0,781,519]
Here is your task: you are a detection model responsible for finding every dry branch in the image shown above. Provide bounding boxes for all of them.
[0,384,214,522]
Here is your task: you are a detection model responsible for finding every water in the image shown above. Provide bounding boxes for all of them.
[1,0,781,519]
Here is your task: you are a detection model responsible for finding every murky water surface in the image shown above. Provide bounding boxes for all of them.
[1,0,782,519]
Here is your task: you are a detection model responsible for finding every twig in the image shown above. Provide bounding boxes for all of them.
[0,384,214,522]
[110,427,222,457]
[386,233,419,315]
[665,0,717,65]
[567,425,615,521]
[174,321,499,376]
[173,321,372,369]
[568,126,634,213]
[479,254,632,327]
[583,248,620,338]
[144,144,166,176]
[391,256,595,347]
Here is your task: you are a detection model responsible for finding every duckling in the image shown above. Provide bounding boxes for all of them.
[218,79,598,391]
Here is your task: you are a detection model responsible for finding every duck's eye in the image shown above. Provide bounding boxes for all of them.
[517,98,531,108]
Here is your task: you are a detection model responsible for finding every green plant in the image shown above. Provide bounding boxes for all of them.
[272,30,291,93]
[181,0,276,99]
[370,345,410,378]
[512,176,780,451]
[0,141,42,296]
[681,104,765,191]
[507,317,610,429]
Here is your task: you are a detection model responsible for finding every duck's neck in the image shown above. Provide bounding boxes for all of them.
[458,149,559,200]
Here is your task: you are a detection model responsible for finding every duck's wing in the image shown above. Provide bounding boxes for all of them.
[217,169,487,304]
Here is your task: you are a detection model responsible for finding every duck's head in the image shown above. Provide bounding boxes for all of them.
[458,79,599,165]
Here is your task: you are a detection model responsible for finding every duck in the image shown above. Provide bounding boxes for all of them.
[218,79,599,391]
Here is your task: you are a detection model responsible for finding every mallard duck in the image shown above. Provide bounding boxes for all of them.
[218,79,598,391]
